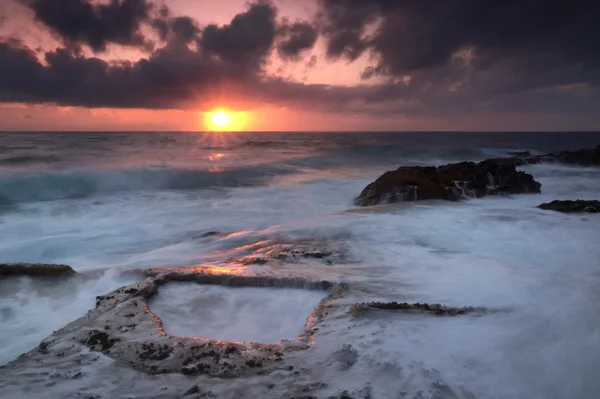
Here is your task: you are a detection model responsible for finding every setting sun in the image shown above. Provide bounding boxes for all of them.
[204,109,249,131]
[211,111,231,127]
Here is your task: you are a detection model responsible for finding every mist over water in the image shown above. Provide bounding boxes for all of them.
[1,131,599,398]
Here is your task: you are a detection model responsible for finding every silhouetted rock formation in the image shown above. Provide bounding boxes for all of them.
[355,160,541,206]
[0,263,76,277]
[547,145,600,166]
[538,200,600,213]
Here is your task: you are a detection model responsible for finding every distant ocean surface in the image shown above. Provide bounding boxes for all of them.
[1,131,600,398]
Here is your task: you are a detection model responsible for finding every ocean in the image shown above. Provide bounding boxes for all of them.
[1,131,599,398]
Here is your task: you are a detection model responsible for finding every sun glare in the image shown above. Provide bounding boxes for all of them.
[211,111,230,127]
[204,109,248,131]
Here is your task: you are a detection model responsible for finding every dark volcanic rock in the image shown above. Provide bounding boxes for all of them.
[548,145,600,166]
[355,160,541,206]
[351,302,488,316]
[538,200,600,213]
[0,263,76,277]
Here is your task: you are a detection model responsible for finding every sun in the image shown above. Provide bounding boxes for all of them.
[211,111,231,127]
[204,109,249,131]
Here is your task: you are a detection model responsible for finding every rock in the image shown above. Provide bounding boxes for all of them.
[1,270,336,380]
[0,263,76,278]
[350,302,489,316]
[355,160,541,206]
[231,237,347,266]
[507,150,533,158]
[537,200,600,213]
[547,145,600,166]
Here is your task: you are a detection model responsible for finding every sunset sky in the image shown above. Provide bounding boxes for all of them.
[1,0,599,131]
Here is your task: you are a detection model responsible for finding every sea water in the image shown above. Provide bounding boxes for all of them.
[0,131,599,398]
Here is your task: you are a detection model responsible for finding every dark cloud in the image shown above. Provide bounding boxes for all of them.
[150,6,201,44]
[27,0,154,52]
[2,0,600,127]
[201,1,277,68]
[0,2,285,110]
[0,39,255,109]
[277,21,318,60]
[170,17,201,43]
[318,0,600,78]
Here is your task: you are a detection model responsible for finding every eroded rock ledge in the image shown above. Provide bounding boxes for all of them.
[355,160,541,206]
[537,200,600,213]
[6,270,341,379]
[0,267,499,397]
[0,263,76,278]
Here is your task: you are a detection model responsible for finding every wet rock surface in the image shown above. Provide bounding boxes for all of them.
[230,238,348,266]
[0,263,76,278]
[351,302,489,316]
[0,265,493,398]
[537,200,600,213]
[355,160,541,206]
[1,270,337,378]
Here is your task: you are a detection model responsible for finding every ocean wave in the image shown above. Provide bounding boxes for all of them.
[283,145,517,169]
[0,165,294,203]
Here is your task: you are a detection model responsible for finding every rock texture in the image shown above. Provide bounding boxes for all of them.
[232,238,347,266]
[546,145,600,166]
[355,160,541,206]
[0,263,76,277]
[3,270,337,378]
[351,302,489,316]
[538,200,600,213]
[0,266,492,398]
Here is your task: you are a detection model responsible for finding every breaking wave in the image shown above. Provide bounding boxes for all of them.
[0,165,294,203]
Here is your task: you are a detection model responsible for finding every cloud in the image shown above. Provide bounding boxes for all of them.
[0,7,7,28]
[1,0,599,127]
[0,38,257,109]
[201,1,277,68]
[277,21,318,60]
[317,0,600,81]
[27,0,154,52]
[150,6,201,44]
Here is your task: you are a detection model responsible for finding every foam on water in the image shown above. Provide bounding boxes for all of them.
[149,283,325,343]
[0,271,139,365]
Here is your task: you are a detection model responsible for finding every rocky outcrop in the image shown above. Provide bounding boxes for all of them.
[355,160,541,206]
[3,270,337,379]
[0,263,76,277]
[547,145,600,166]
[537,200,600,213]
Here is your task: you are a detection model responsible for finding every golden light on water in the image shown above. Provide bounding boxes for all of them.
[204,109,248,131]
